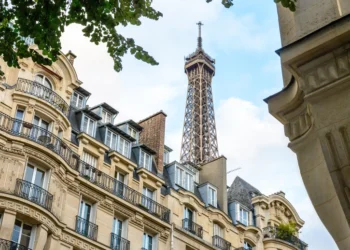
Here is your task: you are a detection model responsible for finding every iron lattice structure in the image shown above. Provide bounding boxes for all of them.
[180,22,219,165]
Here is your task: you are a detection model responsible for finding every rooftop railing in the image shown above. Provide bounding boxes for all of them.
[14,179,53,211]
[0,238,32,250]
[182,218,203,238]
[212,235,231,250]
[263,226,308,250]
[0,112,171,223]
[111,233,130,250]
[75,216,98,241]
[16,78,70,116]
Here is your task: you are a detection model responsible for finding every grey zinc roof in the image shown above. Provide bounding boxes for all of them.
[227,176,262,209]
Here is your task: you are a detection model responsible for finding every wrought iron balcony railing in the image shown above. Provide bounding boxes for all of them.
[110,233,130,250]
[0,238,32,250]
[14,179,53,211]
[75,216,98,241]
[16,78,70,116]
[76,160,170,223]
[263,226,308,250]
[0,112,171,223]
[182,218,203,238]
[0,112,80,167]
[212,235,231,250]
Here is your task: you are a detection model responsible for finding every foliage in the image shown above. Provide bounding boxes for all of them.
[276,222,297,240]
[274,0,297,12]
[0,0,295,76]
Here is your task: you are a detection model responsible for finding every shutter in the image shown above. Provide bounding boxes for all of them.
[235,203,240,222]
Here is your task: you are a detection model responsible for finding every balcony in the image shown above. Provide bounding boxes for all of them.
[76,161,170,223]
[111,233,130,250]
[0,112,79,167]
[16,78,70,116]
[263,226,308,250]
[14,179,53,211]
[0,112,171,223]
[0,238,32,250]
[182,218,203,238]
[75,216,98,241]
[212,235,231,250]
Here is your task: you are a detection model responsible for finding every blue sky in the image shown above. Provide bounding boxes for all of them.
[61,0,337,249]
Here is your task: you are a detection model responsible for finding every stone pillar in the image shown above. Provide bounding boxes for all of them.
[43,234,60,250]
[0,209,16,240]
[34,224,48,250]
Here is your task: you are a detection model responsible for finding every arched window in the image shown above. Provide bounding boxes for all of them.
[35,74,52,89]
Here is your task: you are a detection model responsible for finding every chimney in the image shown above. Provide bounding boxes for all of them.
[138,111,167,174]
[66,50,77,65]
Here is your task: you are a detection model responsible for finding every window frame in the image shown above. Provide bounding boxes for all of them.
[71,91,85,109]
[239,207,249,226]
[34,74,52,90]
[11,219,35,249]
[140,150,152,171]
[128,126,137,139]
[102,109,112,124]
[208,185,217,207]
[23,163,48,190]
[81,114,96,137]
[175,165,194,192]
[118,136,131,158]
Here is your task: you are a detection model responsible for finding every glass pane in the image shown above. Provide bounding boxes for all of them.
[15,110,24,120]
[33,116,40,126]
[112,134,117,150]
[83,117,88,132]
[44,78,52,89]
[83,203,91,221]
[88,119,94,136]
[11,220,22,244]
[24,165,34,182]
[77,96,83,108]
[106,131,111,146]
[34,169,45,187]
[40,120,49,130]
[35,75,43,84]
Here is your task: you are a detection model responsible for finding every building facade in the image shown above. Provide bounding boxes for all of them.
[265,1,350,249]
[0,44,306,250]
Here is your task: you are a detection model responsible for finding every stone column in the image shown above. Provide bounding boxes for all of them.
[0,209,16,240]
[34,224,48,250]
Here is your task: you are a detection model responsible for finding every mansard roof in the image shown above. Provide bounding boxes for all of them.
[227,176,262,209]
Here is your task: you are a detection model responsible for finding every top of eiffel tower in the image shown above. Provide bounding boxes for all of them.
[185,22,215,67]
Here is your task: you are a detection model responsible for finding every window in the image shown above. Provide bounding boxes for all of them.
[140,151,152,171]
[24,164,46,188]
[111,217,125,249]
[102,109,112,124]
[213,223,223,237]
[142,187,154,210]
[118,137,131,158]
[208,186,217,207]
[175,166,194,192]
[114,172,125,197]
[183,207,194,231]
[142,233,153,250]
[240,208,249,226]
[82,151,97,168]
[128,126,137,139]
[77,199,95,238]
[163,151,170,165]
[13,109,24,133]
[22,163,48,206]
[82,115,96,136]
[71,92,85,109]
[35,74,52,89]
[11,219,34,249]
[82,152,98,181]
[106,130,118,150]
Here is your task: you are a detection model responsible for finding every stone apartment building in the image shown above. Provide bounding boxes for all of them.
[265,1,350,249]
[0,44,307,250]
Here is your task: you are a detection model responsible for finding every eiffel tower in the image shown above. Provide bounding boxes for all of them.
[180,22,219,165]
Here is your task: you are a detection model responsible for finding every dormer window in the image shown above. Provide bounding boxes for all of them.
[208,186,217,207]
[175,166,194,192]
[140,150,152,171]
[82,115,96,136]
[240,208,249,226]
[72,92,85,109]
[163,151,170,165]
[128,127,137,139]
[102,109,112,124]
[118,137,131,158]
